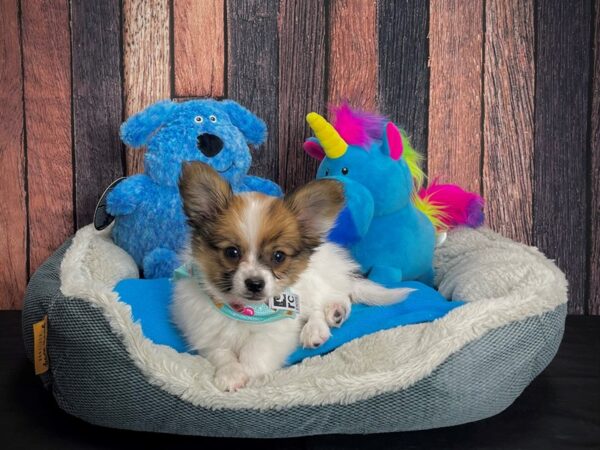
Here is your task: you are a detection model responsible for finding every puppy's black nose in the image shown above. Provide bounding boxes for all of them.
[197,133,224,157]
[245,278,265,293]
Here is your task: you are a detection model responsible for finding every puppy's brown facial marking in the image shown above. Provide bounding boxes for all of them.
[179,162,345,300]
[257,199,311,284]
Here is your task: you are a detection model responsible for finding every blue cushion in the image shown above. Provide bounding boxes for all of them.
[114,278,463,365]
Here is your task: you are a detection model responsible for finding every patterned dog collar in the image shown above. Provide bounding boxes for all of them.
[172,263,297,324]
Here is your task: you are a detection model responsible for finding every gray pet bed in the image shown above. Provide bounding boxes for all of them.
[22,225,567,438]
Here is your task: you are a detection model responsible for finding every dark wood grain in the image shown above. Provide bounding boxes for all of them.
[534,0,592,314]
[21,0,73,276]
[483,0,534,245]
[174,0,225,97]
[278,0,326,192]
[0,0,27,309]
[377,0,429,157]
[428,0,483,193]
[328,0,378,110]
[590,0,600,315]
[71,0,123,228]
[122,0,170,175]
[226,0,279,182]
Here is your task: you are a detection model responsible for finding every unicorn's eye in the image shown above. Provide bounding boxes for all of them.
[194,116,203,123]
[341,167,349,175]
[209,115,217,123]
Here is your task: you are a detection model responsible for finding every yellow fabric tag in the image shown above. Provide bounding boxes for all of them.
[33,315,49,375]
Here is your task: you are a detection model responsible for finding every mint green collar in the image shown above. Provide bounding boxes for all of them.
[173,264,297,324]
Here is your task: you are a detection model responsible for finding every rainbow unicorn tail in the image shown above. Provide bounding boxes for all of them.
[415,182,484,232]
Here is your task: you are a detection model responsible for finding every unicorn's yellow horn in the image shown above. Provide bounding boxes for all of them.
[306,112,347,159]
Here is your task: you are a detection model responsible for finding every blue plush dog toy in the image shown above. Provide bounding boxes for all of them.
[107,99,282,278]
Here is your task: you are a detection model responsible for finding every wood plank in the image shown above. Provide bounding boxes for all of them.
[226,0,279,182]
[328,0,378,110]
[0,0,26,309]
[21,0,73,276]
[534,0,592,314]
[428,0,483,193]
[174,0,224,97]
[71,0,123,228]
[590,0,600,315]
[483,0,534,245]
[377,0,429,157]
[278,0,326,192]
[122,0,170,175]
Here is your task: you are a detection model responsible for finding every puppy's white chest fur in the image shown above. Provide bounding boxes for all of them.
[172,243,358,381]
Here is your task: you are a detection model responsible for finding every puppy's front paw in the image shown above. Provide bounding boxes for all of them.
[300,319,331,349]
[214,365,249,392]
[325,302,350,328]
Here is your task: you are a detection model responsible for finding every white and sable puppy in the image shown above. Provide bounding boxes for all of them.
[172,162,412,391]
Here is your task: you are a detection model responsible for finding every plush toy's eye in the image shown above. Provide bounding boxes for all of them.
[194,116,203,123]
[272,251,286,265]
[224,246,240,260]
[324,168,330,176]
[341,167,349,175]
[209,115,217,123]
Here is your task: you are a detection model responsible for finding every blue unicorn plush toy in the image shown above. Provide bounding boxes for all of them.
[107,99,282,278]
[304,105,484,287]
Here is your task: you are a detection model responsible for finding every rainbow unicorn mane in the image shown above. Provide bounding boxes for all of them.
[331,104,426,190]
[332,103,385,147]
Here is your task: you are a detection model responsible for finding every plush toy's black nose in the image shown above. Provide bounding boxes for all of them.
[245,278,265,293]
[197,133,224,157]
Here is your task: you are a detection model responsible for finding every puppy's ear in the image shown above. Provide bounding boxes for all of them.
[179,162,233,228]
[285,179,345,245]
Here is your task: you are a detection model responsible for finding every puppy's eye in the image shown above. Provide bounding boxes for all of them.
[341,167,349,175]
[272,251,286,265]
[209,115,217,123]
[224,246,240,260]
[194,116,203,123]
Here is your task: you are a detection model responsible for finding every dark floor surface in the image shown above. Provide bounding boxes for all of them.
[1,311,598,450]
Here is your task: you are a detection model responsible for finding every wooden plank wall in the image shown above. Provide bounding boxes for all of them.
[428,0,483,194]
[71,0,123,228]
[0,0,27,310]
[1,0,598,314]
[483,0,534,246]
[122,0,170,176]
[534,0,592,315]
[591,0,600,315]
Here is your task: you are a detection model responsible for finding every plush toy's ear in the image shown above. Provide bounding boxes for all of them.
[381,122,403,160]
[220,100,267,146]
[303,137,325,161]
[120,99,177,148]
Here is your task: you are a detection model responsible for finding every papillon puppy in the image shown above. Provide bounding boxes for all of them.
[172,162,412,391]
